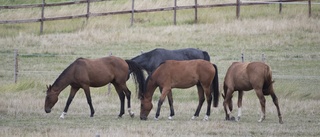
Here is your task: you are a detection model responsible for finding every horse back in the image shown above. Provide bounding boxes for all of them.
[224,62,273,92]
[153,60,214,88]
[250,62,273,93]
[72,56,128,87]
[131,48,210,73]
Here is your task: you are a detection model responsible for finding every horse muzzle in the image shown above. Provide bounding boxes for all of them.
[140,116,148,120]
[45,108,51,113]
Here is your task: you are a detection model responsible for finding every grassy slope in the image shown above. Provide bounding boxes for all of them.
[1,0,320,136]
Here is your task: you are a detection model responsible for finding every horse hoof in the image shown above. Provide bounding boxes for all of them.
[230,116,236,121]
[59,112,67,119]
[258,118,264,123]
[154,117,159,121]
[279,120,284,124]
[191,116,198,120]
[236,117,240,122]
[168,116,173,120]
[203,115,209,121]
[130,113,135,118]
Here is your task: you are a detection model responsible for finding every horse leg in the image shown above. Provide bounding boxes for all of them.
[167,91,175,120]
[83,86,95,117]
[155,88,170,120]
[113,83,126,118]
[123,86,135,118]
[60,86,79,119]
[159,87,174,119]
[192,84,205,120]
[270,92,283,124]
[204,86,212,121]
[255,89,266,122]
[236,90,244,121]
[223,89,234,121]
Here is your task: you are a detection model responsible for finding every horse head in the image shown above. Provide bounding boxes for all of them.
[140,98,153,120]
[139,76,154,120]
[44,85,59,113]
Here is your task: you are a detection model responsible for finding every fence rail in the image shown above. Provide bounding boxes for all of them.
[0,0,314,33]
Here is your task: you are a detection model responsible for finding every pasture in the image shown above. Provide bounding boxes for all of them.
[1,0,320,136]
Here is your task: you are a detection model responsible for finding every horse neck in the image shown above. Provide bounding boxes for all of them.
[132,55,150,71]
[144,79,158,101]
[51,72,72,94]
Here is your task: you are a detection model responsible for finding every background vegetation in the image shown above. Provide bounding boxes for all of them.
[0,0,320,136]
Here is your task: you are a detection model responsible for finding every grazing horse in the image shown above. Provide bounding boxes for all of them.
[131,48,210,75]
[132,48,211,115]
[44,56,145,118]
[222,62,283,124]
[139,60,219,121]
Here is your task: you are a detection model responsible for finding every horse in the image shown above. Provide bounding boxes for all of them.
[44,56,145,119]
[222,62,283,124]
[132,48,211,116]
[139,59,219,121]
[131,48,210,75]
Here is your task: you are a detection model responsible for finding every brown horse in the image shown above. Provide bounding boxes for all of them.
[222,62,283,124]
[139,60,219,121]
[44,56,145,118]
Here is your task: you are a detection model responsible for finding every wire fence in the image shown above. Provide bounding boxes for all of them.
[1,49,319,85]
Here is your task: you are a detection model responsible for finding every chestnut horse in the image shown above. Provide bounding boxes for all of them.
[222,62,283,124]
[44,56,145,118]
[139,60,219,121]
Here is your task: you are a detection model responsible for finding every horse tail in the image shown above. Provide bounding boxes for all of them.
[125,60,145,99]
[203,51,210,61]
[211,64,219,107]
[263,65,274,95]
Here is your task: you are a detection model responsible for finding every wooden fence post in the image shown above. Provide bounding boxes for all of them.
[308,0,311,17]
[236,0,240,19]
[40,0,45,34]
[241,53,244,62]
[107,52,112,95]
[14,49,18,83]
[194,0,198,23]
[174,0,177,25]
[86,0,90,21]
[131,0,135,26]
[279,0,282,14]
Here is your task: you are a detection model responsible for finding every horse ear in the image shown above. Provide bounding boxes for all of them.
[46,85,52,89]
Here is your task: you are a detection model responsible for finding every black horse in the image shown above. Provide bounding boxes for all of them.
[131,48,210,75]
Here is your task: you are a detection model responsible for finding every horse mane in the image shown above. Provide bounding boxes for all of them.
[158,61,166,66]
[132,48,164,60]
[139,75,150,99]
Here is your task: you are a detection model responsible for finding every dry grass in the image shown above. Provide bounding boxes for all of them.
[1,0,320,137]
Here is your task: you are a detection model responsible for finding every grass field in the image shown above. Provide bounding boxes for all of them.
[1,0,320,136]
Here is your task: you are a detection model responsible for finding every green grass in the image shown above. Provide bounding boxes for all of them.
[1,0,320,136]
